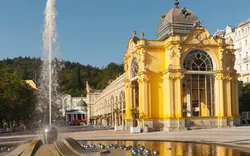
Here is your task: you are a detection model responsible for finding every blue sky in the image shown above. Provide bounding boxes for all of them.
[0,0,249,68]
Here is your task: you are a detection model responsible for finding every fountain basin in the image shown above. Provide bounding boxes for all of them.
[3,139,250,156]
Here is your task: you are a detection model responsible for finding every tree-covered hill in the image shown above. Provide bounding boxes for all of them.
[0,57,124,97]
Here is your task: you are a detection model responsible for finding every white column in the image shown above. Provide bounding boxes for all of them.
[81,114,83,120]
[119,103,121,126]
[111,106,113,126]
[187,94,191,117]
[65,114,68,122]
[122,101,124,128]
[115,112,117,126]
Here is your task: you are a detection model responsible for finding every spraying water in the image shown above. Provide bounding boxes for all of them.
[38,0,63,126]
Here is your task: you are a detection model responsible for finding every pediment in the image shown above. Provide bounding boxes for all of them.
[182,27,218,45]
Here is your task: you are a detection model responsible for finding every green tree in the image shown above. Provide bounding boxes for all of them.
[0,69,37,128]
[0,57,124,97]
[74,66,82,89]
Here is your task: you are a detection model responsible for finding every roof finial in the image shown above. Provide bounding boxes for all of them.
[174,0,179,7]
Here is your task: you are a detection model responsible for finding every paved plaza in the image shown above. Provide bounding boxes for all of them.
[1,126,250,153]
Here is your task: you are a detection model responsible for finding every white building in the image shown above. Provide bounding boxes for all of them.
[61,95,88,123]
[86,74,126,129]
[225,18,250,83]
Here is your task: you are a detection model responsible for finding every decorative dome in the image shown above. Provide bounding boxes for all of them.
[77,99,87,107]
[157,1,198,40]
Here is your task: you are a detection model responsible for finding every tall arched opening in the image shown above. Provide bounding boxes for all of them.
[183,50,215,117]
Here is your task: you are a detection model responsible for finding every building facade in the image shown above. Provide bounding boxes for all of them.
[85,82,102,123]
[61,94,88,123]
[88,74,126,129]
[25,80,38,94]
[123,2,240,131]
[225,18,250,83]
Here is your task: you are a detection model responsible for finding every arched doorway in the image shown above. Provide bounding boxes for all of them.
[183,50,215,117]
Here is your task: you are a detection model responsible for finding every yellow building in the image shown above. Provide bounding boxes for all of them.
[124,1,240,131]
[25,80,38,94]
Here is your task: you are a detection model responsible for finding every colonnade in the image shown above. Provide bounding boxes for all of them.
[90,74,127,129]
[91,97,126,128]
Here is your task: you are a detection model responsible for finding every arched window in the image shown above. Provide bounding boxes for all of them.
[183,50,213,71]
[130,57,138,78]
[182,50,215,117]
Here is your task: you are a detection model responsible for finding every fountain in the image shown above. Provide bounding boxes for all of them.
[2,0,250,155]
[37,0,62,127]
[3,0,122,155]
[42,125,58,144]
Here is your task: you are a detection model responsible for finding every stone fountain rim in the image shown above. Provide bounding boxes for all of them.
[1,139,250,154]
[77,139,250,154]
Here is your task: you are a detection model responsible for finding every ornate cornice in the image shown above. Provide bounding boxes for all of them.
[141,46,165,50]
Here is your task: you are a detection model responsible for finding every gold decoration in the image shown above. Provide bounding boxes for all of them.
[224,76,232,81]
[168,47,175,60]
[215,74,232,81]
[176,47,182,58]
[167,73,184,80]
[138,75,150,83]
[218,49,224,61]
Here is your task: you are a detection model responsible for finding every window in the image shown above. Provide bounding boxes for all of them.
[242,28,244,34]
[240,66,242,71]
[246,52,248,57]
[247,64,249,70]
[246,39,248,46]
[183,50,213,71]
